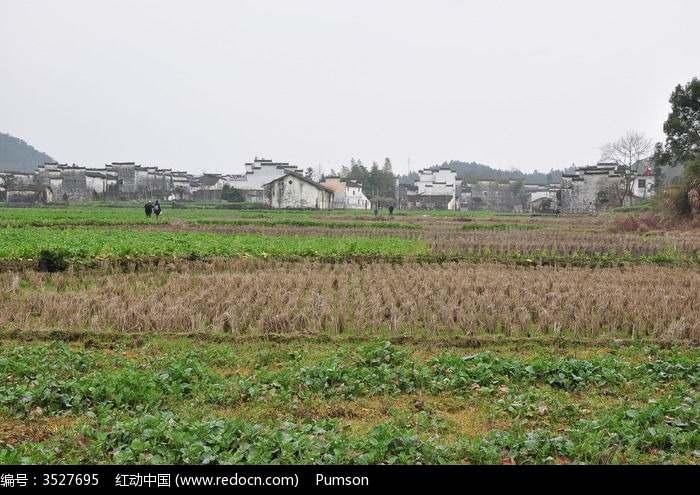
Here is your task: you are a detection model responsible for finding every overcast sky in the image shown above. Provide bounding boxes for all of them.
[1,0,698,176]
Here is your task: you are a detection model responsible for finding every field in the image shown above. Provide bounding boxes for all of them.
[0,203,699,464]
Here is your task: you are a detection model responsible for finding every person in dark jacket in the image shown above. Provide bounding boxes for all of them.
[153,200,162,219]
[144,201,153,218]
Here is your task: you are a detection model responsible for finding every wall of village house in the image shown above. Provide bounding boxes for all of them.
[468,181,513,210]
[0,172,34,186]
[59,168,91,201]
[320,177,347,209]
[85,175,107,197]
[561,173,633,214]
[192,189,223,202]
[632,176,655,198]
[416,169,457,195]
[7,189,46,204]
[344,185,370,209]
[264,175,332,209]
[561,177,598,214]
[110,165,138,193]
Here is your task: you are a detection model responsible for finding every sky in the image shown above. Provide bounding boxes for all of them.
[1,0,698,176]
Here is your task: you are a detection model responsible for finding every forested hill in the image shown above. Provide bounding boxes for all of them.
[400,160,576,185]
[0,132,54,173]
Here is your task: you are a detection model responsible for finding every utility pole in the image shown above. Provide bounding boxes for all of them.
[395,175,400,210]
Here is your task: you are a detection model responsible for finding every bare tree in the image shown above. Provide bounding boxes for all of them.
[600,131,654,205]
[601,131,654,172]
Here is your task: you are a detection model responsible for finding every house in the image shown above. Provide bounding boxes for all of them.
[632,167,655,198]
[408,168,461,210]
[466,179,528,212]
[235,158,303,189]
[319,176,370,209]
[263,173,334,209]
[190,174,226,201]
[5,184,53,205]
[85,170,118,199]
[198,158,304,203]
[559,161,655,214]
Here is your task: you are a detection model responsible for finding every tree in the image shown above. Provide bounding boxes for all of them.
[174,186,186,200]
[304,167,315,180]
[655,77,700,217]
[368,161,381,197]
[222,184,245,202]
[348,159,369,187]
[600,131,654,173]
[381,158,396,199]
[600,131,654,205]
[662,77,700,162]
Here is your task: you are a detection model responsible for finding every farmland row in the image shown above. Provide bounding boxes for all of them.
[2,259,698,341]
[2,226,700,269]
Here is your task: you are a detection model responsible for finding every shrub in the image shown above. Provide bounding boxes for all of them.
[37,249,69,272]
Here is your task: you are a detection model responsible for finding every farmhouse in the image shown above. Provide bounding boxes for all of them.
[263,172,334,209]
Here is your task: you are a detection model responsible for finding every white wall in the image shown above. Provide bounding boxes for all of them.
[265,174,333,209]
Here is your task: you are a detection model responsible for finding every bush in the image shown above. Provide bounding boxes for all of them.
[221,184,246,203]
[37,249,69,272]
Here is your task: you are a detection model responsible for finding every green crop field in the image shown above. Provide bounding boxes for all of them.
[0,229,425,262]
[0,339,697,464]
[0,203,698,465]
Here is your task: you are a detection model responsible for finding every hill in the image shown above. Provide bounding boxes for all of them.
[0,132,54,173]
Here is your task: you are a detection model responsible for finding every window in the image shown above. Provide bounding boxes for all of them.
[638,179,646,189]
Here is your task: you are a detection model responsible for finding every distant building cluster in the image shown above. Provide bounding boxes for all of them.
[398,161,655,213]
[0,157,656,213]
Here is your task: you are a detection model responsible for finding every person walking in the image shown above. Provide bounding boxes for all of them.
[144,201,153,218]
[153,200,162,220]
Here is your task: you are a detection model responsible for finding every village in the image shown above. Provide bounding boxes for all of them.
[1,156,657,214]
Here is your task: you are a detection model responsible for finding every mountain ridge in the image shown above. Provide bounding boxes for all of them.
[0,132,55,173]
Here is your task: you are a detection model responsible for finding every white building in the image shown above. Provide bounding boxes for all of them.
[319,176,370,209]
[230,158,303,191]
[263,173,334,209]
[412,168,461,210]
